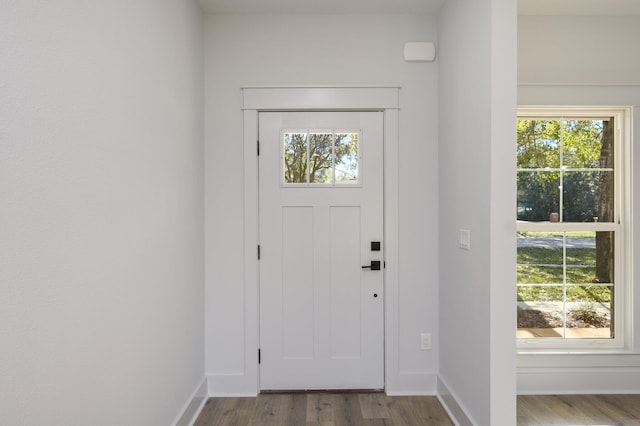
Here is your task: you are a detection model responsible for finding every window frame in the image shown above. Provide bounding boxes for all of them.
[516,106,633,352]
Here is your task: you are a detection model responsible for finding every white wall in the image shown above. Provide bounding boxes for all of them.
[518,15,640,394]
[204,13,440,394]
[519,16,640,85]
[438,0,517,424]
[0,2,205,425]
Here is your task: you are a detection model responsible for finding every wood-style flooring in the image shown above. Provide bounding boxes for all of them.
[518,394,640,425]
[193,392,453,426]
[194,392,640,425]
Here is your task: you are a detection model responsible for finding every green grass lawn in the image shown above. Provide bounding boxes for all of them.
[517,231,596,238]
[517,284,611,303]
[517,247,596,266]
[517,245,611,303]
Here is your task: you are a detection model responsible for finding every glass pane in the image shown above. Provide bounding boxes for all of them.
[517,171,560,222]
[284,132,308,183]
[517,120,560,169]
[566,231,596,284]
[517,284,563,302]
[517,232,563,284]
[308,133,333,184]
[594,231,615,284]
[562,119,613,169]
[565,285,612,339]
[517,287,564,338]
[562,171,614,222]
[334,133,359,184]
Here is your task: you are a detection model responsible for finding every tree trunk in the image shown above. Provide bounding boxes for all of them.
[596,119,614,336]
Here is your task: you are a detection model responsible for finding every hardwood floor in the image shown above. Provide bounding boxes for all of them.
[194,392,640,425]
[194,392,453,426]
[518,394,640,425]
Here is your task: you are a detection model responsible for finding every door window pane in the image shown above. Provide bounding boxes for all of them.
[282,130,360,186]
[308,133,334,184]
[334,133,359,184]
[284,132,308,183]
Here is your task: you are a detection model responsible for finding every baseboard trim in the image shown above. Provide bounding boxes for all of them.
[518,367,640,395]
[436,376,476,426]
[208,374,259,397]
[173,377,208,426]
[385,372,437,396]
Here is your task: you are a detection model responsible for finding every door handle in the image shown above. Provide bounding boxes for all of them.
[361,260,381,271]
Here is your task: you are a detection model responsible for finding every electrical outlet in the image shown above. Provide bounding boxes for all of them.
[459,229,471,251]
[421,333,432,351]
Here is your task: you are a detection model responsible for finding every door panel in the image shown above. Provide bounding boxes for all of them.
[259,111,383,390]
[330,206,361,360]
[282,206,314,360]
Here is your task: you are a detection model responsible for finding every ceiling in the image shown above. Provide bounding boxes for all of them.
[197,0,640,16]
[197,0,445,14]
[519,0,640,16]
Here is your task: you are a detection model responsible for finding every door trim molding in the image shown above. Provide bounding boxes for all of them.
[239,86,400,394]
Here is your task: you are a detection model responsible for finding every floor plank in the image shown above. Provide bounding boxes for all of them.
[306,393,336,424]
[196,392,640,425]
[517,394,640,425]
[194,392,452,426]
[358,393,391,420]
[328,393,366,426]
[389,396,453,425]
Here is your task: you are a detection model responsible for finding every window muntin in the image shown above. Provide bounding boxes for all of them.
[282,130,360,186]
[516,107,628,350]
[517,118,615,224]
[517,231,614,339]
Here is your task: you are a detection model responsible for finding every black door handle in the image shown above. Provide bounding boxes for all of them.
[362,260,381,271]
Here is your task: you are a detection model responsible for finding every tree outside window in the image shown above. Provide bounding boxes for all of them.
[283,131,359,185]
[516,110,622,344]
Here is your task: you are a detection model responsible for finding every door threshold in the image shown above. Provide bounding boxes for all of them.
[260,389,385,394]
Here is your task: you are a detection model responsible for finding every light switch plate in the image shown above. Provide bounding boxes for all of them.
[421,333,432,350]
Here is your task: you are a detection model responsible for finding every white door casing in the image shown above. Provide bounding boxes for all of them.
[225,87,401,397]
[259,111,383,389]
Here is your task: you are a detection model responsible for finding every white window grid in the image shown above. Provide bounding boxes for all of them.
[516,106,631,352]
[280,128,362,187]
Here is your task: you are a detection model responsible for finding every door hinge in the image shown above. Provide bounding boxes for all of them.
[258,245,261,260]
[258,349,261,364]
[257,140,260,156]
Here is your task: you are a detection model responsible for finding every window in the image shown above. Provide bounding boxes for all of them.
[516,107,631,350]
[282,130,360,186]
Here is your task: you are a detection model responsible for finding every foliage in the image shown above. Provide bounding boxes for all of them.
[570,302,600,324]
[516,119,610,222]
[284,132,358,184]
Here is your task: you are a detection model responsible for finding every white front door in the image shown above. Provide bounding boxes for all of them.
[258,111,384,390]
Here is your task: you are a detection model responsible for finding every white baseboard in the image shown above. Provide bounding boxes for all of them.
[517,367,640,394]
[385,372,437,396]
[436,377,476,426]
[209,372,436,397]
[173,377,208,426]
[207,374,259,397]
